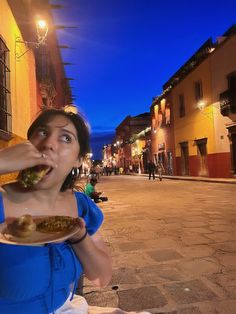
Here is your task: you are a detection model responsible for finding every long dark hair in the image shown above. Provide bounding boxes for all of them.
[27,108,90,191]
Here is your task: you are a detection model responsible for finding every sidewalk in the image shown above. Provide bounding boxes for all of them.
[131,173,236,184]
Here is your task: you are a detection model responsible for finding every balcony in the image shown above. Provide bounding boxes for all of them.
[220,89,236,116]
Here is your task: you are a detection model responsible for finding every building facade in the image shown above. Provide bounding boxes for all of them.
[0,0,69,183]
[114,113,151,173]
[151,25,236,178]
[150,92,175,175]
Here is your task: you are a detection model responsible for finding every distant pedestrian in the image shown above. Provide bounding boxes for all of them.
[147,160,156,180]
[129,164,133,173]
[157,161,165,181]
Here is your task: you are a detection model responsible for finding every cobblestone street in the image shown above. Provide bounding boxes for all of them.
[83,175,236,314]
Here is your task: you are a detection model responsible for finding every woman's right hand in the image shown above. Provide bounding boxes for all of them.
[0,141,56,174]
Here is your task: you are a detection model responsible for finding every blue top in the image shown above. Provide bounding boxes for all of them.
[0,192,103,314]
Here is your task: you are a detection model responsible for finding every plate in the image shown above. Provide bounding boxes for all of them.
[0,216,81,246]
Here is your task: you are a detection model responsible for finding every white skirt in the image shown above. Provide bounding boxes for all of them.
[53,294,150,314]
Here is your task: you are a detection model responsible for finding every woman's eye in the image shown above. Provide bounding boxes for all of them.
[37,129,47,137]
[61,134,72,143]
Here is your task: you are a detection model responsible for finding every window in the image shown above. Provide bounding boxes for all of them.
[194,80,203,101]
[165,105,171,124]
[179,94,185,117]
[158,107,163,126]
[154,104,159,120]
[0,37,11,137]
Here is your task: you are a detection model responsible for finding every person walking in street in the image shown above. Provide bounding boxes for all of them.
[147,160,156,180]
[157,161,165,181]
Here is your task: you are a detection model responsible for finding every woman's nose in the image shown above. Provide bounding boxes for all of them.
[42,136,57,151]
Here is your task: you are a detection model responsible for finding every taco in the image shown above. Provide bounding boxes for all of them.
[17,166,50,188]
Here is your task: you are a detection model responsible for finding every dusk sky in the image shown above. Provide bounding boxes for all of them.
[51,0,236,159]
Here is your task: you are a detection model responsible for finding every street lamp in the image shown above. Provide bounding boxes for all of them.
[197,100,206,111]
[15,19,48,60]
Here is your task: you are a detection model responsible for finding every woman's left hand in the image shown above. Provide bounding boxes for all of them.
[68,217,87,242]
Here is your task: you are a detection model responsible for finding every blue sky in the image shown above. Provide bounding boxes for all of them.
[51,0,236,159]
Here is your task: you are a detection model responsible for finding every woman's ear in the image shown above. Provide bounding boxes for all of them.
[74,157,83,168]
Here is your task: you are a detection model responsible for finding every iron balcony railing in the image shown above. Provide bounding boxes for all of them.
[220,89,236,116]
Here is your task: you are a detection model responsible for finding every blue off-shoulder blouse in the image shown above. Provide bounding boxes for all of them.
[0,192,103,314]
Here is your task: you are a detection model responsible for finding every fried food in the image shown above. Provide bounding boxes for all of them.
[17,166,50,188]
[36,216,80,233]
[8,214,36,238]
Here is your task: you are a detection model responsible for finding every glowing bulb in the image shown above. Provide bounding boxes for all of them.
[197,100,206,111]
[37,20,47,29]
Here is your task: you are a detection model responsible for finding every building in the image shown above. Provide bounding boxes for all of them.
[0,0,69,183]
[150,91,175,175]
[114,113,151,173]
[151,24,236,178]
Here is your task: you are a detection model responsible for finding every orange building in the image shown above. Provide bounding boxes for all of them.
[115,113,151,173]
[150,92,175,175]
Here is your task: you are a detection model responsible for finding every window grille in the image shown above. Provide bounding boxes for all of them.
[0,37,11,138]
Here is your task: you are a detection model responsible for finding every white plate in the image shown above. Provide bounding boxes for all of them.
[0,216,81,246]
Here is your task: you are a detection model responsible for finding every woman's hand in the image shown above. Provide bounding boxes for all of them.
[0,141,56,174]
[68,217,87,243]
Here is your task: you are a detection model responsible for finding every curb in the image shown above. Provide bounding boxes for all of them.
[130,173,236,184]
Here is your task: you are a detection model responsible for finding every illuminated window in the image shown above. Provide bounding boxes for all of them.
[158,108,163,126]
[0,37,11,138]
[154,105,159,120]
[165,106,171,124]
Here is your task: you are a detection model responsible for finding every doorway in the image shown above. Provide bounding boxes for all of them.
[195,138,208,176]
[231,133,236,174]
[180,142,189,175]
[167,151,173,175]
[227,125,236,175]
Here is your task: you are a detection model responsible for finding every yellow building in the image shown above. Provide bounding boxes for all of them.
[172,39,216,177]
[0,0,38,182]
[173,30,236,178]
[151,25,236,178]
[0,0,37,143]
[0,0,69,183]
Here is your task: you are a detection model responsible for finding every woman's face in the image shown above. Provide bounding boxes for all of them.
[29,114,80,189]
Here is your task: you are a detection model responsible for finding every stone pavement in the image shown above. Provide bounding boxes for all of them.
[82,175,236,314]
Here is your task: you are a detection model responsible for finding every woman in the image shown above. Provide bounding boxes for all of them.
[0,109,112,314]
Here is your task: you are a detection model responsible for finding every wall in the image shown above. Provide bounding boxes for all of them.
[210,34,236,154]
[172,58,214,157]
[0,0,37,139]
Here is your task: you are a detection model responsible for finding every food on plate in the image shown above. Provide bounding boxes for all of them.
[17,166,51,188]
[7,214,36,238]
[36,216,80,233]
